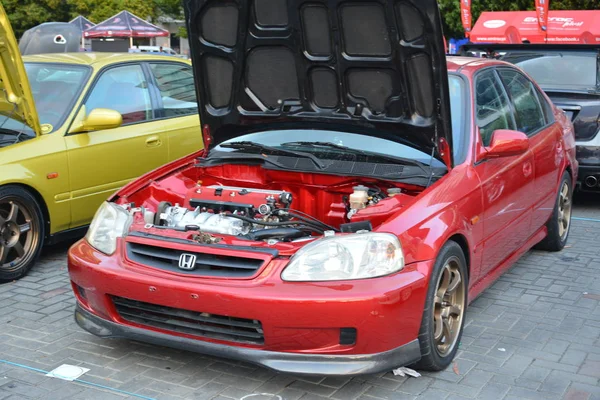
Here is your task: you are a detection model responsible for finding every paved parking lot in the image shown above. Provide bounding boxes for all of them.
[0,195,599,400]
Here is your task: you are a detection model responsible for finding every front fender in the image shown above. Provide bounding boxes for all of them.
[0,135,70,234]
[377,165,484,279]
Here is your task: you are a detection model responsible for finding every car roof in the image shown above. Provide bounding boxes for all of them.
[446,56,512,73]
[22,52,188,68]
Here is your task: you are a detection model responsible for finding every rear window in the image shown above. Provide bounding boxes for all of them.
[502,52,599,91]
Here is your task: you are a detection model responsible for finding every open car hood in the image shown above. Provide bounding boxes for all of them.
[0,3,41,137]
[184,0,452,167]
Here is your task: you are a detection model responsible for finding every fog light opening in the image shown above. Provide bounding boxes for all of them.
[72,282,87,303]
[339,327,357,345]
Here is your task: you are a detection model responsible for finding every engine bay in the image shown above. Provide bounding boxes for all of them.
[123,165,419,244]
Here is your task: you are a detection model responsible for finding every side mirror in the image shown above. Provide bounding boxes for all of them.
[482,129,529,159]
[69,108,123,134]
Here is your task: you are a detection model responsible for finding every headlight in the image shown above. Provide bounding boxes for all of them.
[281,233,404,282]
[85,202,132,255]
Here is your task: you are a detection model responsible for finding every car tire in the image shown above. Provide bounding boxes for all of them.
[412,241,468,371]
[0,186,45,282]
[535,172,572,252]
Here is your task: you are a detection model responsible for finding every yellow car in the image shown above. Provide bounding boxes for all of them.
[0,6,203,280]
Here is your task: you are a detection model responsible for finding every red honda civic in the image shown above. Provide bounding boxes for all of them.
[68,0,577,375]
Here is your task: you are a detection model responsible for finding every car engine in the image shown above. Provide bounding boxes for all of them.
[155,205,250,236]
[131,183,399,242]
[146,186,323,241]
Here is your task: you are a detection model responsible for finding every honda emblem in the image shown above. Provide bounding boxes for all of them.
[178,253,197,270]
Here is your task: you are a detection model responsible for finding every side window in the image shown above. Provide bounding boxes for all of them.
[498,69,546,135]
[475,70,515,146]
[535,87,555,123]
[150,63,198,118]
[85,64,152,125]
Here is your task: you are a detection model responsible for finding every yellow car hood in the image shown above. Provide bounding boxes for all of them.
[0,3,41,137]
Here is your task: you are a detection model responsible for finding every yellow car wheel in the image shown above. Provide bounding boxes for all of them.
[0,186,45,281]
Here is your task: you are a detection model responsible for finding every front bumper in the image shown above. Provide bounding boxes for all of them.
[75,303,421,376]
[68,238,429,375]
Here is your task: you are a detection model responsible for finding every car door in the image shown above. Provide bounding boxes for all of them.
[473,69,535,276]
[64,63,169,228]
[147,62,203,160]
[497,68,562,231]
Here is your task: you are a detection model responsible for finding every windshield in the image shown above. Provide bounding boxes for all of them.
[214,75,467,167]
[24,63,89,131]
[502,52,599,91]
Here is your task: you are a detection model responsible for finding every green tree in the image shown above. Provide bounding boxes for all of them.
[5,0,184,37]
[66,0,159,24]
[154,0,185,18]
[3,0,71,37]
[438,0,600,38]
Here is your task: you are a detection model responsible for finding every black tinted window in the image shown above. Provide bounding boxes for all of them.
[150,63,198,118]
[475,70,515,146]
[499,70,546,135]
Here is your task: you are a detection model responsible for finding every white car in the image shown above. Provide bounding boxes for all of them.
[129,45,188,59]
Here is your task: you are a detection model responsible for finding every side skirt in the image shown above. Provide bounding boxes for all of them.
[468,227,547,303]
[46,226,89,246]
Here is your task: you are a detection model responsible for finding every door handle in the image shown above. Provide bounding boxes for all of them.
[146,136,161,147]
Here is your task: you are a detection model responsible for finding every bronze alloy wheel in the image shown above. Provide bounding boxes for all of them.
[558,181,572,240]
[432,255,466,357]
[0,198,39,273]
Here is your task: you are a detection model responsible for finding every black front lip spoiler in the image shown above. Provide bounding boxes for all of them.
[74,304,421,376]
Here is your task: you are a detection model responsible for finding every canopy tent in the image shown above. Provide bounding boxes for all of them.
[83,10,169,39]
[470,11,600,44]
[69,15,95,31]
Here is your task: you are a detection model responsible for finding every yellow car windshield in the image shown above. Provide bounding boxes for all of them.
[25,63,89,131]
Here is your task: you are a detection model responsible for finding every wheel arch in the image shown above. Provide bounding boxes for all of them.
[1,183,51,242]
[446,234,471,281]
[565,164,575,185]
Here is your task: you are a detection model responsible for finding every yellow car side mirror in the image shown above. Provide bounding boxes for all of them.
[69,107,123,134]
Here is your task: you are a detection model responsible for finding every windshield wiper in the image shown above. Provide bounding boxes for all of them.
[281,141,432,170]
[219,141,326,169]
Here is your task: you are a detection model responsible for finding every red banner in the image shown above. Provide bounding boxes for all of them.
[460,0,472,36]
[535,0,549,32]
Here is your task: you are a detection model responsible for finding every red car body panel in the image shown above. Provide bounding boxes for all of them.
[68,57,578,375]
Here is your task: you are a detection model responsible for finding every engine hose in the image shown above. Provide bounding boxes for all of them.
[246,228,306,241]
[266,208,339,232]
[225,213,326,232]
[286,212,339,232]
